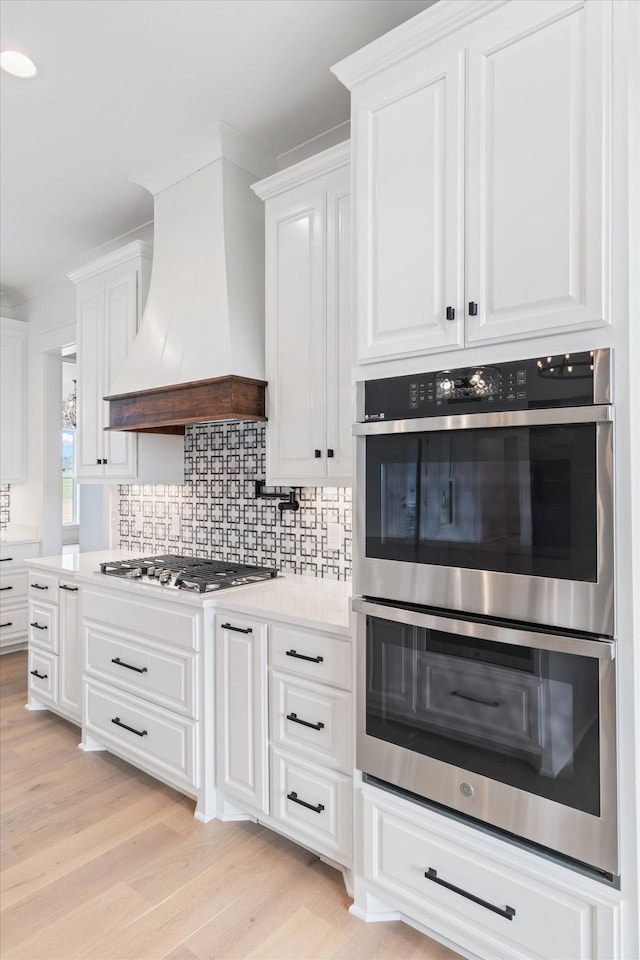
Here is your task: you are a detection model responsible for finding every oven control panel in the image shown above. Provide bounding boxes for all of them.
[362,351,599,421]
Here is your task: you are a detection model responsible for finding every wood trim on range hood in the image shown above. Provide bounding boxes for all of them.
[105,376,267,435]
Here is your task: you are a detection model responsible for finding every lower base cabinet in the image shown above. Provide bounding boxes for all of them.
[82,588,203,803]
[215,610,354,870]
[27,570,81,724]
[1,541,40,653]
[355,785,621,960]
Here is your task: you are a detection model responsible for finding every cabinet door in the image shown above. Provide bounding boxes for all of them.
[0,319,27,483]
[465,0,611,344]
[102,267,138,479]
[325,183,352,483]
[265,187,326,484]
[58,583,81,721]
[76,283,105,479]
[353,49,465,363]
[215,616,269,815]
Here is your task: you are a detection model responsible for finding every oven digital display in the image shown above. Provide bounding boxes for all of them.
[436,367,500,401]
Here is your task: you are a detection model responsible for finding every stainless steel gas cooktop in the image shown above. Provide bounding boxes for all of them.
[99,554,278,593]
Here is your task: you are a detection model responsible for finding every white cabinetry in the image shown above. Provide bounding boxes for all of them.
[27,568,81,722]
[68,241,183,483]
[253,143,352,485]
[334,0,611,364]
[58,581,82,719]
[215,614,269,815]
[356,785,620,960]
[215,610,354,869]
[0,318,27,483]
[82,588,201,802]
[0,541,39,653]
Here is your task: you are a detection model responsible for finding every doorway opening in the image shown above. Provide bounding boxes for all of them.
[61,345,79,551]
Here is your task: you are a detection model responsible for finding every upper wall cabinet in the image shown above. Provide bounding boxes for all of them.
[0,317,27,483]
[68,242,183,483]
[253,144,352,486]
[333,0,611,364]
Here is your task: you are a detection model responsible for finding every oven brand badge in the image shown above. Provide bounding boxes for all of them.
[364,413,385,421]
[459,782,475,799]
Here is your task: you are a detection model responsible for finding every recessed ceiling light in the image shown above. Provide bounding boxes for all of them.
[1,51,38,78]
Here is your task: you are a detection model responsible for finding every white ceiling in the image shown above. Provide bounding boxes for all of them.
[1,0,434,306]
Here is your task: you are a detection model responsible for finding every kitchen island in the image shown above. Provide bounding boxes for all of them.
[25,551,354,884]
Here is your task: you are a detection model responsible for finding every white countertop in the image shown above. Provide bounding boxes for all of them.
[0,529,40,547]
[27,550,353,635]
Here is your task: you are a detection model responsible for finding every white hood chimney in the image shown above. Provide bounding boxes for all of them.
[106,123,274,432]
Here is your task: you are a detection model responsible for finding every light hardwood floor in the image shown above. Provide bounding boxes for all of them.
[1,652,462,960]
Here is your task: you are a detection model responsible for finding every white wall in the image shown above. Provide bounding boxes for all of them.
[9,223,154,556]
[9,282,76,554]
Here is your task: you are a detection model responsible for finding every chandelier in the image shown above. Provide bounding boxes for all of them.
[63,379,77,428]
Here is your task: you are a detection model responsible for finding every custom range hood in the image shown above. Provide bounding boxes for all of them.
[106,123,274,434]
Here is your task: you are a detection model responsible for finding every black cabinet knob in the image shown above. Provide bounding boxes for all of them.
[446,306,455,322]
[468,301,478,316]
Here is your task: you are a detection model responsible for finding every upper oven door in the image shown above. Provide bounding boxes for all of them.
[354,404,614,636]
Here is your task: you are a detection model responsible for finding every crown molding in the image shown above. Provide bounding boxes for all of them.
[129,121,276,196]
[331,0,508,89]
[252,140,350,201]
[66,240,153,284]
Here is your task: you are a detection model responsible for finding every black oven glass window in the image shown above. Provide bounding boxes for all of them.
[365,425,597,581]
[366,616,601,816]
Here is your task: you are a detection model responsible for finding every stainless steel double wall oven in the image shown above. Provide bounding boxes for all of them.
[353,350,617,878]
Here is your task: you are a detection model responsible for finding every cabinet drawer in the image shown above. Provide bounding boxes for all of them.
[0,542,39,566]
[271,747,352,864]
[0,568,27,603]
[270,672,352,772]
[28,572,59,604]
[83,590,199,650]
[0,603,28,645]
[364,791,603,960]
[84,680,198,790]
[270,625,351,689]
[28,601,58,653]
[28,648,58,705]
[85,627,196,717]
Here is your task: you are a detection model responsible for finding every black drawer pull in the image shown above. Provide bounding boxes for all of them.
[314,449,322,458]
[60,584,79,592]
[1,621,13,628]
[327,448,334,458]
[30,669,48,680]
[287,791,324,814]
[0,586,13,591]
[0,557,13,562]
[451,690,500,709]
[30,622,48,630]
[221,622,253,634]
[285,649,323,664]
[30,583,48,590]
[286,712,324,731]
[112,657,148,674]
[425,868,515,920]
[111,716,148,737]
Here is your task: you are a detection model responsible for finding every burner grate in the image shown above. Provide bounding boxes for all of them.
[99,555,278,591]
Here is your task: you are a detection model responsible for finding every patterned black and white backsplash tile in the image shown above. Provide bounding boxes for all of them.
[117,423,352,580]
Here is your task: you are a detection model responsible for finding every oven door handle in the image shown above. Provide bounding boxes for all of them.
[352,404,612,436]
[352,598,615,660]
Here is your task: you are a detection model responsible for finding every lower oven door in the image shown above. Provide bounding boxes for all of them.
[354,598,618,877]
